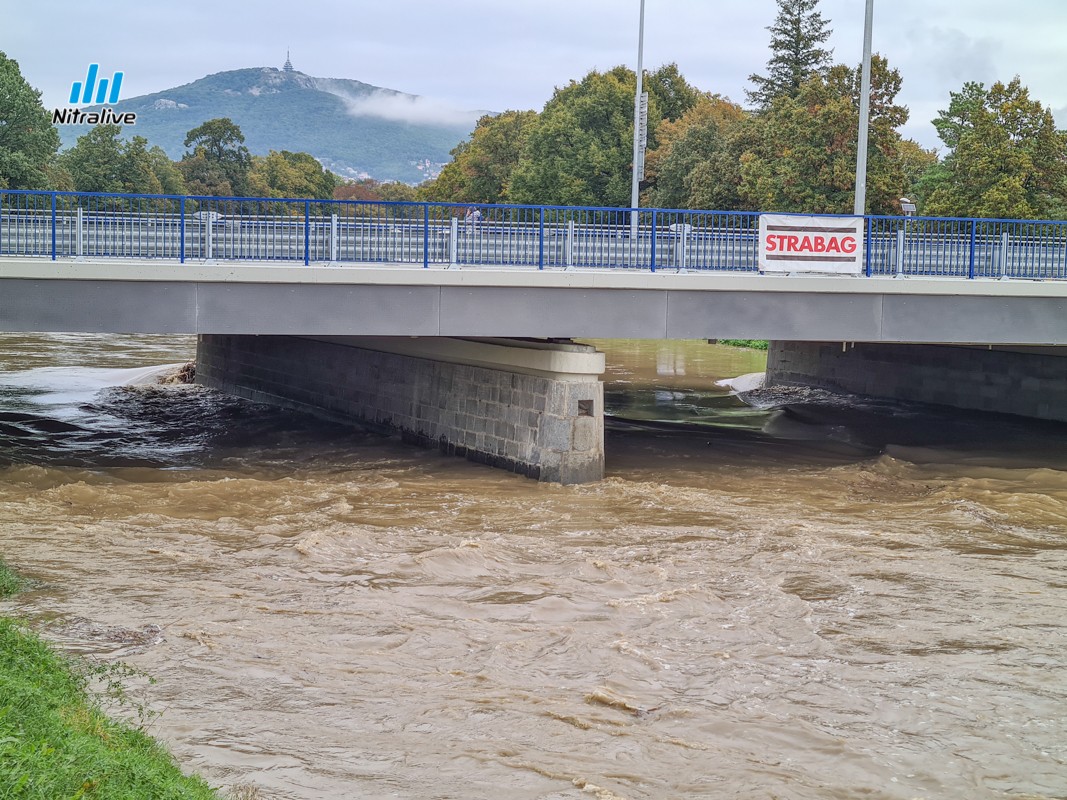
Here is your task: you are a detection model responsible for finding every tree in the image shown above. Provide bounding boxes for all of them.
[59,127,187,195]
[645,63,702,123]
[643,95,747,210]
[180,118,251,196]
[421,110,538,204]
[930,81,988,151]
[116,136,162,194]
[59,124,126,193]
[509,66,658,207]
[747,0,833,111]
[737,56,934,215]
[145,145,187,195]
[334,178,388,202]
[922,78,1067,219]
[333,178,419,203]
[249,150,337,200]
[378,181,419,203]
[0,51,61,189]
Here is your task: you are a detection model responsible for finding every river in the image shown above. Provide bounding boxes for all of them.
[0,333,1064,799]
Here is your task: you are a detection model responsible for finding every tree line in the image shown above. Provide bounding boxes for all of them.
[417,0,1066,220]
[2,0,1065,219]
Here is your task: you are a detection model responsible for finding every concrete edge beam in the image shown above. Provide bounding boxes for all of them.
[305,336,605,381]
[4,257,1067,299]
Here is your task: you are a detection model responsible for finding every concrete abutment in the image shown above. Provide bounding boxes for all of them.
[196,335,605,484]
[767,341,1067,423]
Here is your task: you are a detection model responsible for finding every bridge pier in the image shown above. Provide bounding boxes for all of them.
[767,341,1067,423]
[196,335,605,484]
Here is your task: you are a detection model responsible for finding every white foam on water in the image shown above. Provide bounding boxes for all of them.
[715,371,766,394]
[0,363,188,411]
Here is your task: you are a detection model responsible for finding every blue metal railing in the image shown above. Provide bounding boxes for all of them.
[2,189,1066,279]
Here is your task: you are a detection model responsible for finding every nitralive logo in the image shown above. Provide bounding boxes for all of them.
[51,63,137,125]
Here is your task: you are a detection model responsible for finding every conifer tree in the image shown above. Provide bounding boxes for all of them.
[747,0,833,111]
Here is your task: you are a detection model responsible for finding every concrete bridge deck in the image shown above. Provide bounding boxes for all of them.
[2,257,1067,345]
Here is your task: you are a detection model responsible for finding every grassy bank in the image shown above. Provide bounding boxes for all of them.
[0,559,221,799]
[0,558,24,597]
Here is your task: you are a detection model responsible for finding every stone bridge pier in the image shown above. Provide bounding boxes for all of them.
[196,335,605,484]
[767,341,1067,422]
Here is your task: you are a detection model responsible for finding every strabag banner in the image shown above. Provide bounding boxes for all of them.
[758,214,864,275]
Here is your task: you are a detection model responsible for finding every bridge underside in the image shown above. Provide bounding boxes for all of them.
[196,335,606,484]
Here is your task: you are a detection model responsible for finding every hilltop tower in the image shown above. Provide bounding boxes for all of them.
[283,51,295,72]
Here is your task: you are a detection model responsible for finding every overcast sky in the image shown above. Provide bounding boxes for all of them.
[7,0,1067,153]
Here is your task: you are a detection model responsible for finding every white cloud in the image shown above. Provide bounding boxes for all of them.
[315,80,482,128]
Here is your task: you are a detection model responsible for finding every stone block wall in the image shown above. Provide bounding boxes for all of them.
[767,341,1067,422]
[196,335,604,483]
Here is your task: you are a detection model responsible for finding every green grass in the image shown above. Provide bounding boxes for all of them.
[0,560,25,598]
[0,560,222,799]
[717,339,769,350]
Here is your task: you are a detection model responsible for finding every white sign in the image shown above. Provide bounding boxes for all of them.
[758,214,864,275]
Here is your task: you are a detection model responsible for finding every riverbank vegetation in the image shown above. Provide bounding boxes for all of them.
[717,339,769,350]
[0,558,221,799]
[0,558,25,596]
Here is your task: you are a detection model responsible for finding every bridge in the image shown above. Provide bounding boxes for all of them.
[3,189,1067,483]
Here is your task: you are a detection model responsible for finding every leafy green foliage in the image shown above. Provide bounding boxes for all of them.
[58,126,188,195]
[747,0,833,110]
[0,51,61,189]
[922,78,1067,219]
[377,182,419,202]
[0,617,220,799]
[644,96,747,210]
[249,150,337,200]
[175,150,232,197]
[717,339,770,350]
[422,63,702,208]
[737,57,935,214]
[145,145,187,196]
[509,66,658,207]
[58,125,124,192]
[931,81,988,151]
[646,63,702,123]
[421,110,538,204]
[181,118,252,196]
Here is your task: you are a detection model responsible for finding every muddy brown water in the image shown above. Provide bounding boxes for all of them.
[0,334,1065,799]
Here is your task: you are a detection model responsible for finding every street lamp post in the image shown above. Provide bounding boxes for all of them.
[630,0,646,239]
[853,0,875,216]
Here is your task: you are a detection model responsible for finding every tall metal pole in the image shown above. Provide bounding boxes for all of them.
[630,0,646,233]
[853,0,874,216]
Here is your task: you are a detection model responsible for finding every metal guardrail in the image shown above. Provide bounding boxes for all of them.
[1,190,1066,279]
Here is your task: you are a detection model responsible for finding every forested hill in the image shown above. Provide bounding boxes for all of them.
[57,67,482,183]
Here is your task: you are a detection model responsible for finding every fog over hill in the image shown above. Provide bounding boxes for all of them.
[58,66,486,183]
